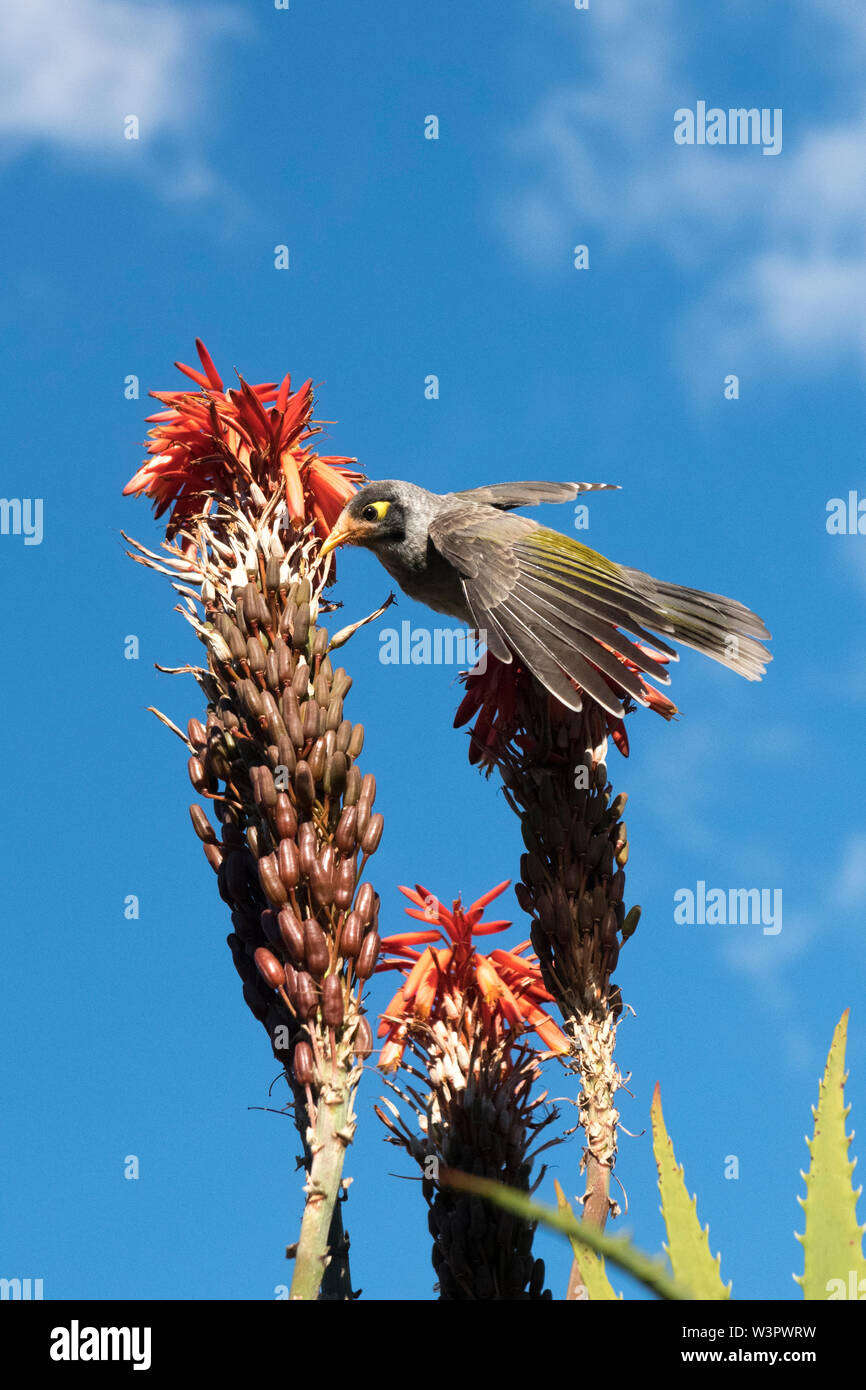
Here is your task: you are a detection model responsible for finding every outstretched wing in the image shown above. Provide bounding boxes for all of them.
[451,480,618,511]
[428,506,771,717]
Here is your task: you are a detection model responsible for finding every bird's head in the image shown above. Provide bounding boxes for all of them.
[319,479,439,565]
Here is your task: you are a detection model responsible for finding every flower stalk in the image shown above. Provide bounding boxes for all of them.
[124,340,380,1301]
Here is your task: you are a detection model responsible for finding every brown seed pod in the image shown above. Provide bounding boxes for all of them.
[246,635,266,674]
[203,842,223,871]
[353,1015,373,1059]
[344,765,362,806]
[276,637,293,687]
[295,971,318,1020]
[360,812,384,856]
[274,736,296,779]
[265,555,281,594]
[314,671,331,707]
[355,882,375,925]
[292,602,310,650]
[307,738,326,782]
[322,974,344,1028]
[283,961,298,1003]
[254,946,285,991]
[303,919,330,977]
[240,679,263,720]
[260,909,282,949]
[310,846,335,906]
[335,719,353,753]
[335,805,357,853]
[187,756,207,792]
[187,718,207,748]
[242,582,261,628]
[293,760,315,812]
[312,627,328,656]
[226,624,246,661]
[334,854,357,909]
[325,696,343,731]
[331,668,352,700]
[355,930,380,979]
[253,764,277,811]
[279,599,297,638]
[294,577,311,605]
[274,792,298,839]
[281,689,305,748]
[600,907,619,948]
[278,906,305,962]
[302,698,320,742]
[292,1040,314,1085]
[189,804,217,843]
[339,910,364,958]
[277,838,300,890]
[347,724,365,759]
[292,659,310,698]
[324,750,348,799]
[258,854,289,909]
[621,904,641,940]
[230,908,259,944]
[298,820,317,877]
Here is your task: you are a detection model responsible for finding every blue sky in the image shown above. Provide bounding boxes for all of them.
[1,0,864,1301]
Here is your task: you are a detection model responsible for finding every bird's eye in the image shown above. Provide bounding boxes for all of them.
[361,501,390,522]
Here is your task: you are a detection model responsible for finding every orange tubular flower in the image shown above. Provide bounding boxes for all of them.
[454,645,677,764]
[376,881,569,1071]
[123,338,365,542]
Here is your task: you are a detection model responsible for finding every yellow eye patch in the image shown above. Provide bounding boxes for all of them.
[361,500,391,521]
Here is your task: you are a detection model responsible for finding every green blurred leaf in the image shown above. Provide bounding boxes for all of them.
[651,1084,730,1300]
[554,1180,621,1300]
[794,1010,866,1300]
[442,1167,694,1299]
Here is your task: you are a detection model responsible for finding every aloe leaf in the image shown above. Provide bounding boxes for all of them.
[651,1083,730,1299]
[794,1010,866,1300]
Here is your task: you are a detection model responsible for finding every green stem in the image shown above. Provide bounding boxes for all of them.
[289,1067,355,1301]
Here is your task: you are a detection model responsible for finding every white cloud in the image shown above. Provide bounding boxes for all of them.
[0,0,244,192]
[498,1,866,377]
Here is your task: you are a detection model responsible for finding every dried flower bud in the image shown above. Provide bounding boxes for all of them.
[334,854,357,909]
[340,910,364,957]
[331,668,352,700]
[335,805,357,853]
[303,919,330,977]
[353,1016,373,1059]
[292,603,310,650]
[295,971,318,1020]
[355,930,380,979]
[187,756,207,792]
[322,974,344,1027]
[203,842,223,871]
[274,792,297,840]
[187,718,207,748]
[621,904,641,940]
[324,751,348,799]
[292,659,310,699]
[293,760,315,812]
[189,804,216,843]
[344,765,362,806]
[258,853,288,908]
[347,724,365,759]
[254,946,285,991]
[277,837,299,890]
[355,882,375,925]
[360,812,384,856]
[292,1040,314,1086]
[278,906,305,961]
[335,719,353,753]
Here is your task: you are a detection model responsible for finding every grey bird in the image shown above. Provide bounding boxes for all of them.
[319,479,771,717]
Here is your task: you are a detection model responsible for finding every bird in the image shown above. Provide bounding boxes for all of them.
[318,479,771,718]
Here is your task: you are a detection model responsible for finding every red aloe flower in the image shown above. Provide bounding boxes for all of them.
[376,881,569,1070]
[123,338,365,541]
[455,645,677,764]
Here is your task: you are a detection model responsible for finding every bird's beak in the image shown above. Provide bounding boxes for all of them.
[319,520,354,559]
